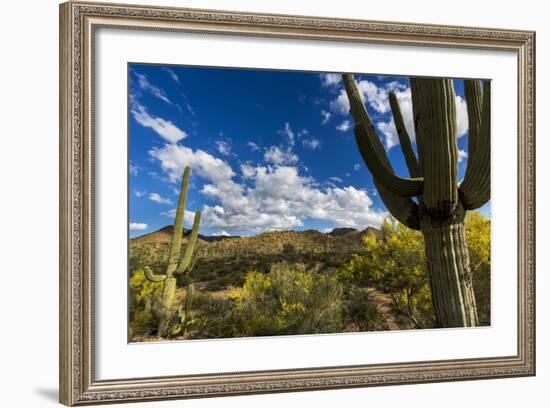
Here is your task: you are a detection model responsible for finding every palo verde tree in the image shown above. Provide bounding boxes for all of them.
[343,74,490,327]
[144,166,201,336]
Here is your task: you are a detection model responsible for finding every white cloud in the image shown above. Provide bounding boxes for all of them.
[149,140,386,234]
[455,95,469,138]
[329,176,343,183]
[328,78,470,150]
[320,73,342,88]
[278,122,295,146]
[198,165,386,232]
[241,163,256,179]
[215,140,231,156]
[247,141,261,152]
[354,164,361,171]
[321,109,331,125]
[131,102,187,143]
[336,120,352,132]
[129,222,148,231]
[134,190,146,197]
[134,72,172,105]
[302,138,321,150]
[212,230,231,237]
[330,79,407,115]
[161,209,197,227]
[264,146,299,165]
[162,67,180,84]
[372,88,468,150]
[148,192,173,205]
[129,162,139,176]
[458,149,468,163]
[149,143,235,184]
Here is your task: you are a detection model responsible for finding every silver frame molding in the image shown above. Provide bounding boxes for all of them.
[59,1,536,405]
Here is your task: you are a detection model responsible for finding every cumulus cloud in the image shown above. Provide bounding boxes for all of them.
[321,109,331,125]
[354,164,361,171]
[241,163,256,179]
[212,230,231,237]
[247,141,261,152]
[302,138,321,150]
[328,77,470,150]
[129,222,148,231]
[330,79,407,115]
[134,190,146,197]
[198,165,387,232]
[376,89,468,150]
[264,146,299,165]
[131,102,187,143]
[215,140,231,156]
[329,176,343,183]
[148,192,173,205]
[458,149,468,163]
[150,141,387,234]
[336,120,352,132]
[455,95,469,138]
[149,143,235,184]
[320,73,342,88]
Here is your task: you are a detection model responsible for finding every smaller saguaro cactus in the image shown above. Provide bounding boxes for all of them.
[144,166,201,336]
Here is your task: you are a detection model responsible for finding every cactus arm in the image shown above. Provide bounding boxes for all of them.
[342,74,421,229]
[343,75,423,197]
[354,123,424,197]
[376,182,421,230]
[389,92,421,178]
[166,166,190,277]
[410,78,459,216]
[463,80,483,161]
[175,211,201,275]
[459,81,491,210]
[143,266,166,282]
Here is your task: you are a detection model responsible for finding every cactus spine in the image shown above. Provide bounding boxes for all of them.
[343,74,490,328]
[144,166,201,335]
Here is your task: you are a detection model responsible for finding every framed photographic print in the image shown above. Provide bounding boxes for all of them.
[59,1,536,405]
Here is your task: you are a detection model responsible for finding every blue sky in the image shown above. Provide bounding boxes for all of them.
[128,64,489,238]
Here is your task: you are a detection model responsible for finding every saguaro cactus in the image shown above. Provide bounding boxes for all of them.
[144,166,201,335]
[343,74,490,328]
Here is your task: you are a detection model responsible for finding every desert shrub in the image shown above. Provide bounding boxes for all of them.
[188,295,244,339]
[237,262,343,336]
[129,268,163,338]
[339,213,491,329]
[342,287,387,332]
[339,220,435,329]
[465,212,491,325]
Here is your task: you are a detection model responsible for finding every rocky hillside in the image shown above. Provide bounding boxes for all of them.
[130,226,381,290]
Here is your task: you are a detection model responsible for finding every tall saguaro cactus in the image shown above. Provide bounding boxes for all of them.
[343,74,490,327]
[144,166,201,335]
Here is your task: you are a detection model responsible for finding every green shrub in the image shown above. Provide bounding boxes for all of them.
[129,268,163,338]
[338,221,435,329]
[188,295,243,339]
[343,287,387,331]
[237,262,343,336]
[465,212,491,325]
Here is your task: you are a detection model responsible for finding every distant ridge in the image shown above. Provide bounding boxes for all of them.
[132,225,240,244]
[131,225,381,245]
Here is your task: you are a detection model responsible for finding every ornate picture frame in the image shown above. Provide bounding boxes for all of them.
[59,1,535,405]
